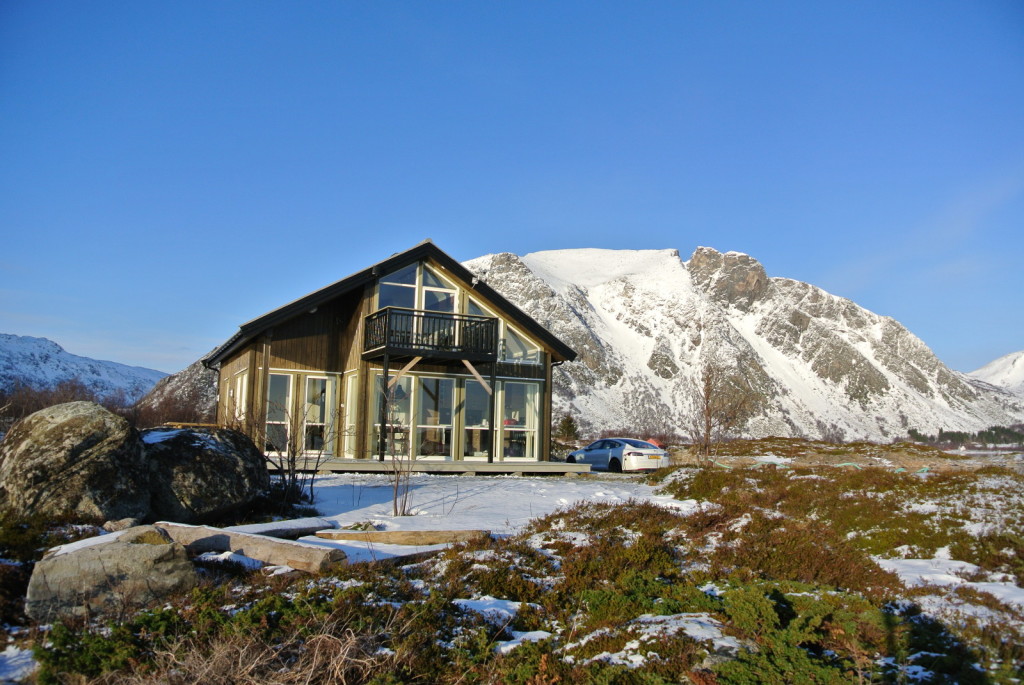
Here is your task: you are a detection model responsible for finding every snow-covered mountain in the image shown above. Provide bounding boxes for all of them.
[0,334,167,402]
[466,247,1024,441]
[969,351,1024,397]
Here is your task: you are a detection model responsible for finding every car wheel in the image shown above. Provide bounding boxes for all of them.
[608,458,622,473]
[566,455,576,464]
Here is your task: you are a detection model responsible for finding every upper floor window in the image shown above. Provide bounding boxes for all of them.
[501,327,541,364]
[378,264,417,309]
[377,263,456,312]
[469,298,541,364]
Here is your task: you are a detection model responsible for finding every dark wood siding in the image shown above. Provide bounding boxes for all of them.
[267,290,363,372]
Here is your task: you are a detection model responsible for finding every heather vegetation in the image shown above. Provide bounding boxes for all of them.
[6,461,1022,683]
[0,376,213,434]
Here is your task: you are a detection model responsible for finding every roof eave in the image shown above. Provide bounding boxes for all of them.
[204,240,577,368]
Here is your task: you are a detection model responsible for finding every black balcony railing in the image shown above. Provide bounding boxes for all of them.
[363,308,498,361]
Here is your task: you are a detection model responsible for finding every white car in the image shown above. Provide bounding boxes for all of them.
[567,438,669,472]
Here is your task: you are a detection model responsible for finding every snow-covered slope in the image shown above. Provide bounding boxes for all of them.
[969,351,1024,397]
[465,247,1024,441]
[0,334,167,402]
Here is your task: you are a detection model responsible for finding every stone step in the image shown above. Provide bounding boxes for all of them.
[156,522,346,573]
[315,529,490,545]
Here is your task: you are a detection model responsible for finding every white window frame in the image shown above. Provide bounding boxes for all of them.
[342,372,358,458]
[265,373,293,455]
[414,376,455,459]
[301,375,335,456]
[498,380,539,460]
[231,371,248,422]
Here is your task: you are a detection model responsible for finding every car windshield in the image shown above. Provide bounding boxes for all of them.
[620,438,656,449]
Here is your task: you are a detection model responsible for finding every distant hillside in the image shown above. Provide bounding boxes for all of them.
[466,247,1024,441]
[0,333,167,402]
[970,351,1024,397]
[136,355,219,422]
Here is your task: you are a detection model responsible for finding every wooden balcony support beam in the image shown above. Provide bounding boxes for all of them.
[460,359,492,395]
[389,357,423,389]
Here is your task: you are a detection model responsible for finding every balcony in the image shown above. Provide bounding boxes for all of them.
[363,307,499,363]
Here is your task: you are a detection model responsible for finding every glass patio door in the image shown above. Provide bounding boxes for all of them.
[461,380,492,459]
[416,377,454,458]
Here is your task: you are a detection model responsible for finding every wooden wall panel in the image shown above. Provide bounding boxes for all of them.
[267,291,362,372]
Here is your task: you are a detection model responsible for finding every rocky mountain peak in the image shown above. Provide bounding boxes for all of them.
[465,246,1024,441]
[687,247,769,311]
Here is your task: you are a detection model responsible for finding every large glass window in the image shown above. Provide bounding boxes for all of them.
[378,264,417,309]
[467,299,490,318]
[423,289,455,312]
[471,298,541,364]
[373,375,412,457]
[461,380,492,458]
[377,263,460,313]
[501,327,541,364]
[416,378,453,457]
[502,382,538,459]
[422,267,456,312]
[266,374,292,453]
[303,377,334,454]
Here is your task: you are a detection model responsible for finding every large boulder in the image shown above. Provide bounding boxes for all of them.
[0,401,149,521]
[25,525,198,622]
[143,427,269,523]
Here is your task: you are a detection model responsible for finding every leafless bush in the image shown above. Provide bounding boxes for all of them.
[683,356,758,463]
[0,378,119,436]
[93,620,392,685]
[128,379,216,428]
[241,400,342,510]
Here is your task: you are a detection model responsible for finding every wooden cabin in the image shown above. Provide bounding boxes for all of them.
[204,240,576,465]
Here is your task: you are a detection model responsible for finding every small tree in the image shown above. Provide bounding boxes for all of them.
[553,414,580,444]
[685,356,757,464]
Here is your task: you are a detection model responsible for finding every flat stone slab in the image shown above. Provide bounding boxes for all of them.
[226,517,337,539]
[315,529,490,545]
[156,522,346,573]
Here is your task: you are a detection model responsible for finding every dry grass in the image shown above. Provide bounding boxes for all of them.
[21,461,1024,683]
[90,622,390,685]
[668,436,980,471]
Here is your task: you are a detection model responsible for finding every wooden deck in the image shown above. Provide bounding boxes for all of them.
[282,458,591,476]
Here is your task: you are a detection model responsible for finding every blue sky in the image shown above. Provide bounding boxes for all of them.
[1,1,1022,374]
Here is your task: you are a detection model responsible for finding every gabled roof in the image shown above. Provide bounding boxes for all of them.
[204,239,577,367]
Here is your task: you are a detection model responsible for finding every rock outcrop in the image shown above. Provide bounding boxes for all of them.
[0,401,150,521]
[25,525,198,622]
[144,427,269,523]
[0,402,270,524]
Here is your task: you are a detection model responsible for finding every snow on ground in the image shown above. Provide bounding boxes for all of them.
[298,472,1024,643]
[0,645,35,684]
[875,557,1024,610]
[298,473,695,562]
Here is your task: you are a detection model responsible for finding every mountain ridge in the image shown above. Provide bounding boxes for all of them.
[0,333,167,402]
[969,351,1024,397]
[466,246,1024,441]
